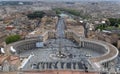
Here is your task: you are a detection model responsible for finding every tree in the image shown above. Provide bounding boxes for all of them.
[53,8,81,16]
[27,11,45,19]
[108,18,120,26]
[95,24,107,31]
[5,35,21,44]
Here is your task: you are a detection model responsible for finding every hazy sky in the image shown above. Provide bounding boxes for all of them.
[0,0,119,1]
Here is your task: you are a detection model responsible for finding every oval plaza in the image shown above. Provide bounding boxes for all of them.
[6,18,119,73]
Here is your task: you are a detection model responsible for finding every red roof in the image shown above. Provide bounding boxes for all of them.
[6,26,15,30]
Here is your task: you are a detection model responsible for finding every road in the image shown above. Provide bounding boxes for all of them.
[56,18,65,38]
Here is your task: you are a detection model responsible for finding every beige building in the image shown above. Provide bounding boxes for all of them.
[26,16,58,39]
[0,32,7,47]
[117,40,120,49]
[65,19,85,37]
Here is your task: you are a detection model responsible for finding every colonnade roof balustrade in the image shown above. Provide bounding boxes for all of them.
[80,38,119,64]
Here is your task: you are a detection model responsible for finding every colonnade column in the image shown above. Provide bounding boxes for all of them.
[75,63,79,70]
[63,63,67,70]
[71,62,74,70]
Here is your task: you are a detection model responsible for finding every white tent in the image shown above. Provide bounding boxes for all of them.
[0,48,5,54]
[36,42,44,48]
[10,46,16,53]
